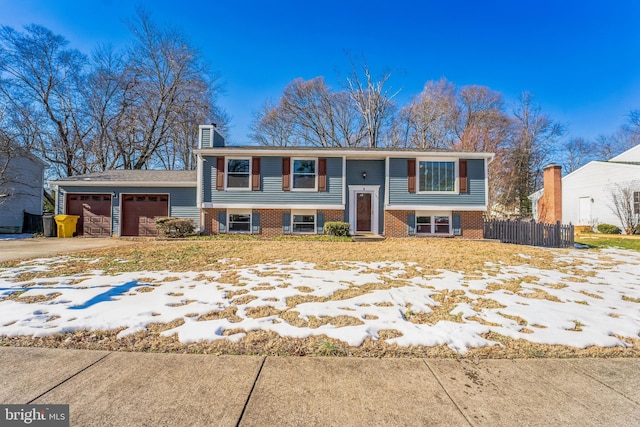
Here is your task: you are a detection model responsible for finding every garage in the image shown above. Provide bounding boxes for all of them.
[66,194,112,237]
[121,194,169,236]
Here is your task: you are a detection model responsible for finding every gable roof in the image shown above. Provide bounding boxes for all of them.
[0,140,47,167]
[609,143,640,162]
[49,170,197,187]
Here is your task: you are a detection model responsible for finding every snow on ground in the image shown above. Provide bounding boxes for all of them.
[0,233,35,241]
[0,249,639,353]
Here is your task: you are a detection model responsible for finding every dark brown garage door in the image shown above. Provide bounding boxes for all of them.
[121,194,169,236]
[66,194,112,237]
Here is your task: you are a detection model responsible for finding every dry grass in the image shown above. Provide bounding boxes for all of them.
[1,238,637,359]
[2,328,639,359]
[1,291,62,304]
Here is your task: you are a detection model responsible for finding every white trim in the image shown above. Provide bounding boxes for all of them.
[291,209,317,234]
[196,155,203,212]
[416,158,459,194]
[290,157,318,192]
[348,185,380,234]
[194,147,495,160]
[341,156,347,205]
[48,181,195,188]
[415,210,453,235]
[386,204,487,211]
[203,203,344,210]
[199,124,216,149]
[384,156,390,206]
[224,157,252,191]
[227,208,252,233]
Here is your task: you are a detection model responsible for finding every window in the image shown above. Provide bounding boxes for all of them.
[418,161,456,192]
[228,212,251,232]
[292,211,316,233]
[226,158,250,189]
[292,158,317,190]
[416,211,451,234]
[635,192,640,215]
[416,216,431,233]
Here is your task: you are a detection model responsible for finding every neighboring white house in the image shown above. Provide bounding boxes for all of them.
[0,142,46,233]
[530,144,640,230]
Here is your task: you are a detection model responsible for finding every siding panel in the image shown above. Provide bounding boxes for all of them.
[388,158,486,207]
[209,156,343,206]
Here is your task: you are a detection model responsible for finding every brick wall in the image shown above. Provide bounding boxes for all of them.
[454,210,484,239]
[384,210,409,237]
[384,209,484,239]
[202,208,224,235]
[255,209,286,238]
[321,209,344,223]
[201,208,345,237]
[538,165,562,224]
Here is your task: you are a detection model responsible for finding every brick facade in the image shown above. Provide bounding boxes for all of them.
[255,208,286,238]
[384,209,484,239]
[383,210,409,237]
[202,208,225,235]
[454,210,484,239]
[202,208,345,238]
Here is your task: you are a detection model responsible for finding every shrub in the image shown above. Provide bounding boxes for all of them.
[324,221,351,236]
[635,224,640,235]
[596,223,621,235]
[156,217,195,238]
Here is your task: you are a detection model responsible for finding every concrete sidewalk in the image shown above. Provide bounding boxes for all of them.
[1,347,638,426]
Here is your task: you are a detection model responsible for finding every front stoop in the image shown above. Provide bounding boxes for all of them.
[351,234,386,242]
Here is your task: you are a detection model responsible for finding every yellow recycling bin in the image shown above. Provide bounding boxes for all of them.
[54,214,80,238]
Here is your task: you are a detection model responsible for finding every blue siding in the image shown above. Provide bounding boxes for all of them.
[388,158,486,206]
[345,160,385,234]
[57,185,198,235]
[208,156,343,206]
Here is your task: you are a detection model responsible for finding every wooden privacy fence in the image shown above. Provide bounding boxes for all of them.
[483,219,574,248]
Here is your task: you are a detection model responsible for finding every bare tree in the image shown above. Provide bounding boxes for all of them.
[392,78,456,149]
[452,85,511,216]
[112,9,226,170]
[504,92,564,214]
[559,137,595,174]
[250,77,365,147]
[608,181,640,234]
[249,100,295,147]
[346,59,398,148]
[0,24,92,177]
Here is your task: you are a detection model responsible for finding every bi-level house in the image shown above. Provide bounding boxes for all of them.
[50,125,493,238]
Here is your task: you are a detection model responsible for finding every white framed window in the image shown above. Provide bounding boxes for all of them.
[634,192,640,215]
[416,211,451,234]
[417,159,457,193]
[291,210,316,234]
[228,209,251,233]
[226,158,251,190]
[291,158,317,191]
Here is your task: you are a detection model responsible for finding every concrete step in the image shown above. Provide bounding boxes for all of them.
[351,234,386,242]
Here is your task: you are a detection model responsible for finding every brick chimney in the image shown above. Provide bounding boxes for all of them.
[538,165,562,224]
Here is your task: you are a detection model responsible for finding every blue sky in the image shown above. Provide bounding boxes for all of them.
[2,0,640,144]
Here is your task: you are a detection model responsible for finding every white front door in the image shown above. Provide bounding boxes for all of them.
[348,185,379,234]
[578,197,591,225]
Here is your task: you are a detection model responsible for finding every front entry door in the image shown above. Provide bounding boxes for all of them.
[356,192,372,232]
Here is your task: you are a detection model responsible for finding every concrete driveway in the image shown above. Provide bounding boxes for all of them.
[0,237,136,263]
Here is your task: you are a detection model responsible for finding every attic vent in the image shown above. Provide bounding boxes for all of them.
[201,127,212,148]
